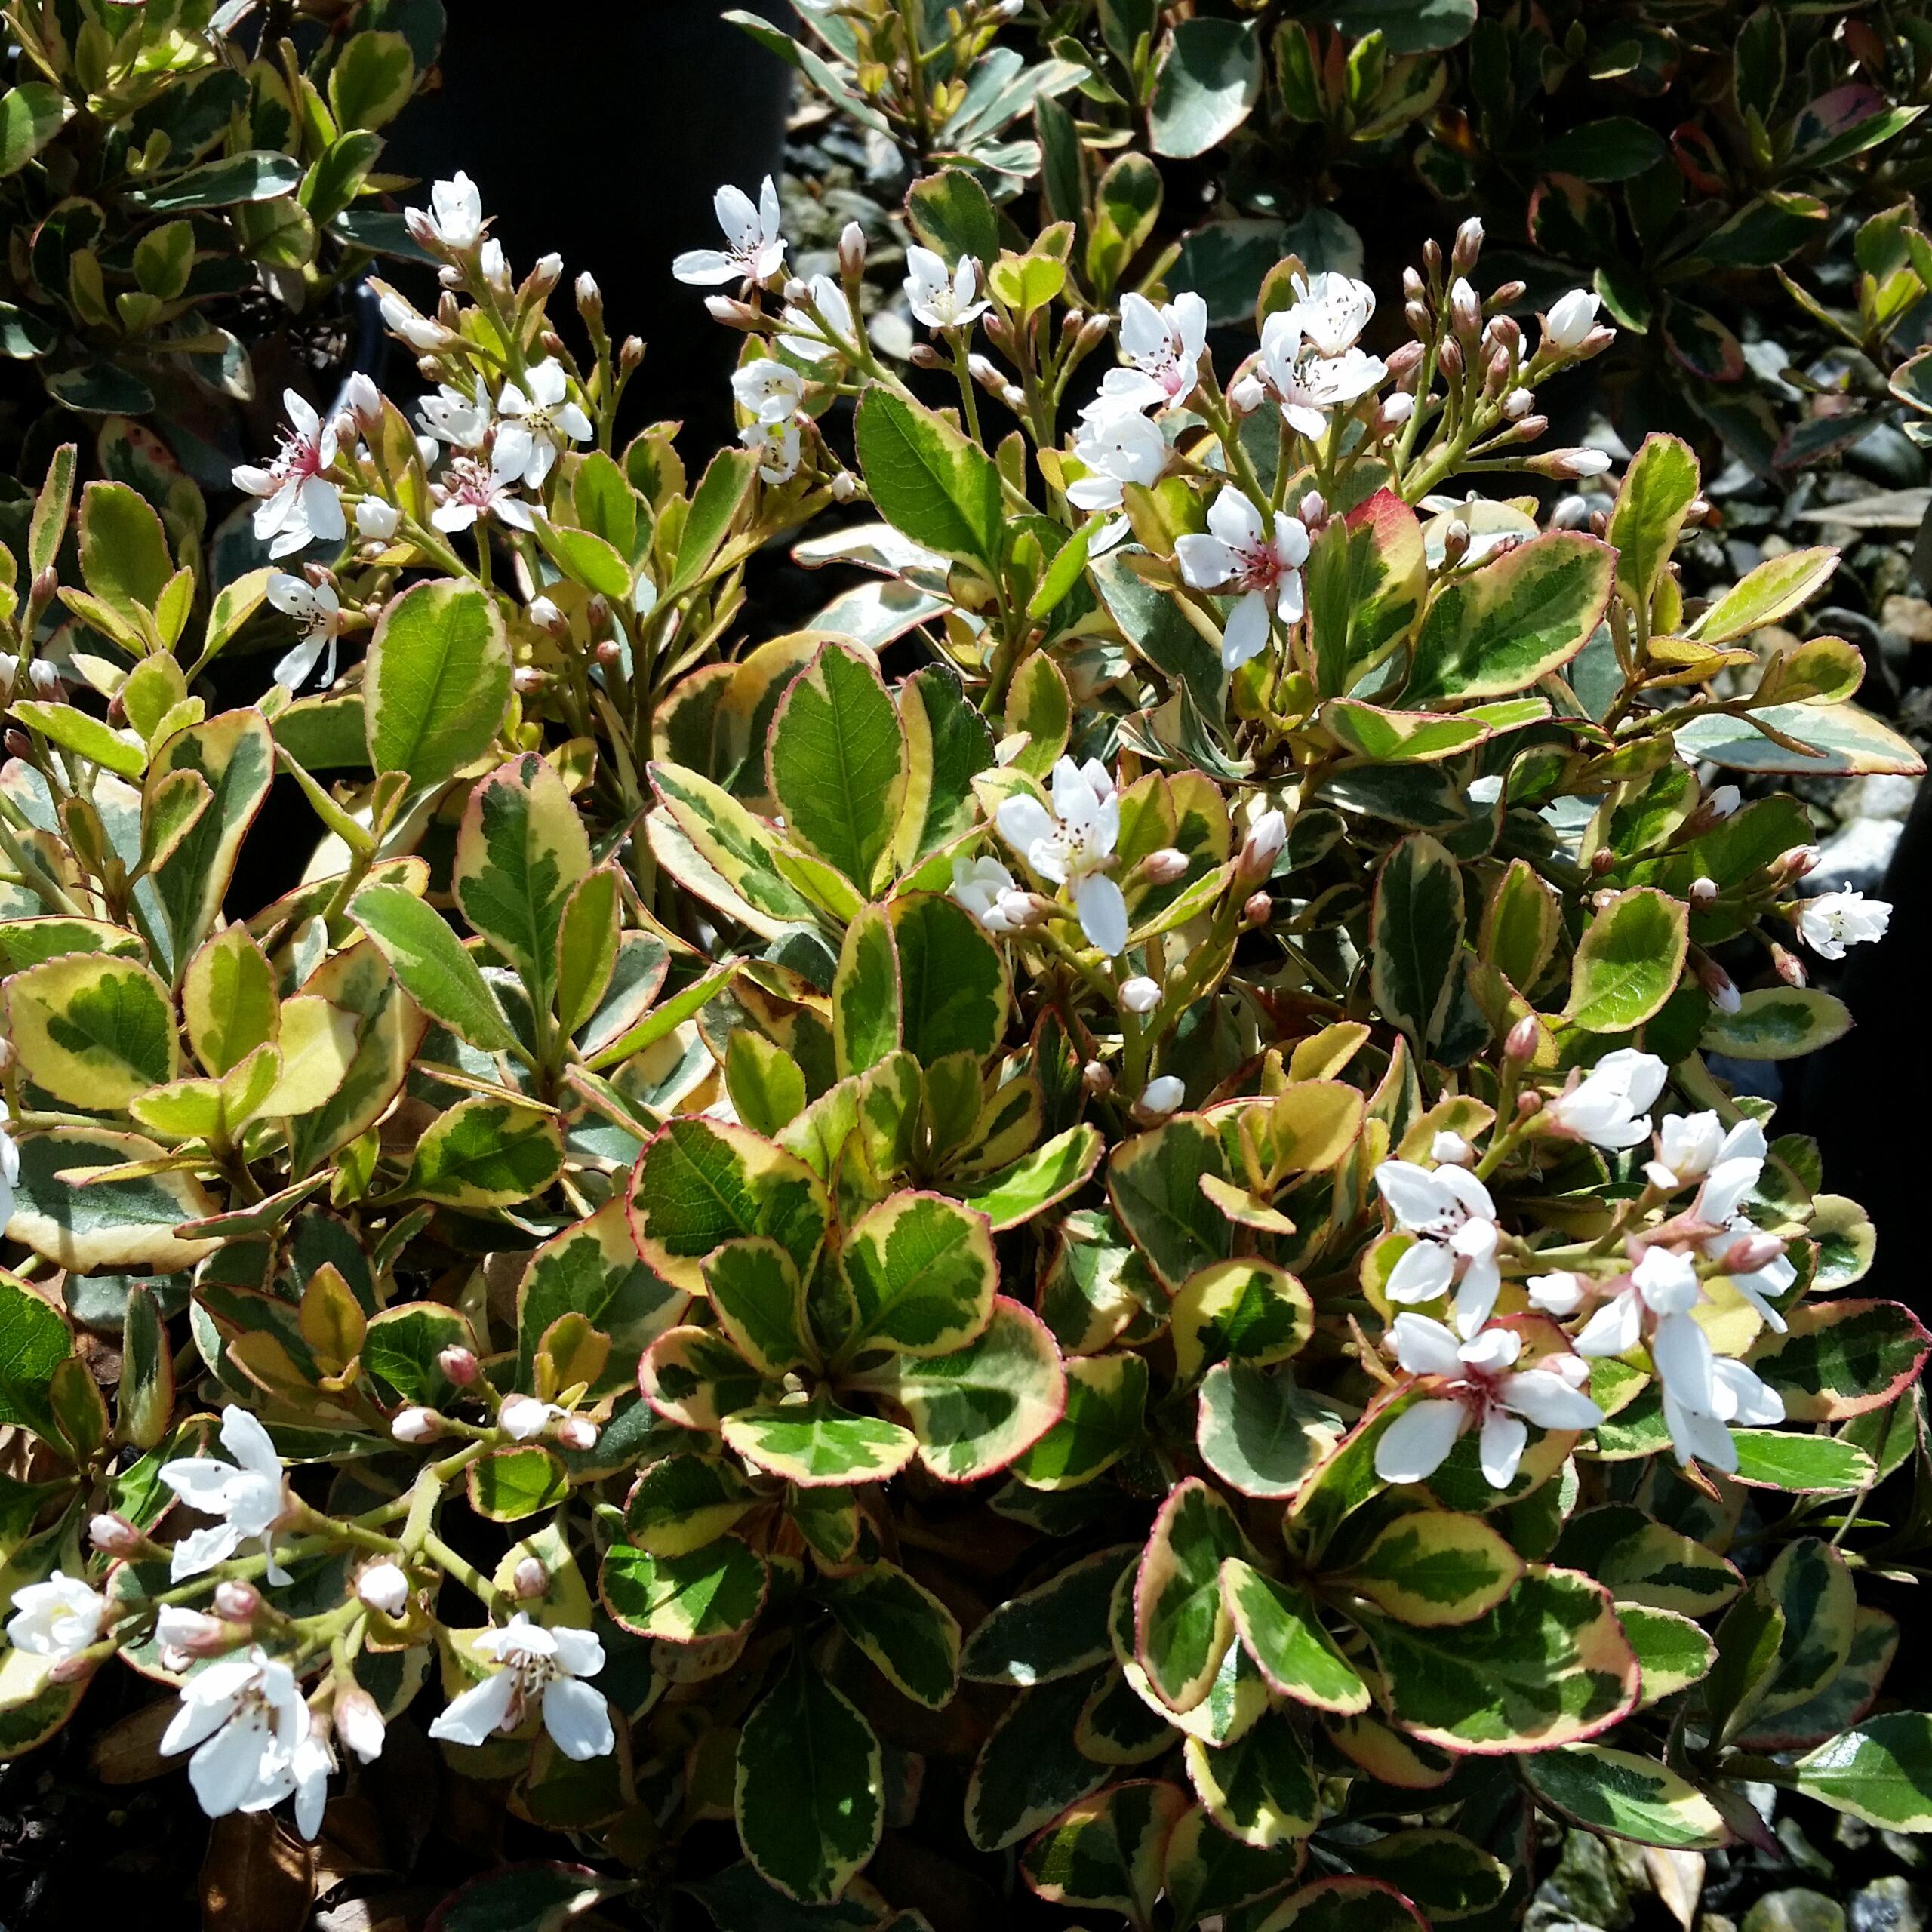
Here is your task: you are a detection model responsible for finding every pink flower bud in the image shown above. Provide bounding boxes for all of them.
[1724,1232,1787,1274]
[1142,847,1189,884]
[1449,277,1482,339]
[1298,489,1326,526]
[50,1652,97,1684]
[356,1561,411,1618]
[1506,1014,1540,1063]
[512,1556,550,1600]
[1452,215,1484,272]
[1244,891,1273,927]
[1082,1060,1115,1096]
[392,1407,441,1444]
[1688,876,1718,908]
[1384,340,1424,383]
[1236,808,1287,887]
[214,1581,260,1623]
[438,1346,479,1387]
[705,296,760,330]
[556,1416,599,1452]
[838,221,867,279]
[334,1684,387,1764]
[90,1512,142,1556]
[1772,943,1807,989]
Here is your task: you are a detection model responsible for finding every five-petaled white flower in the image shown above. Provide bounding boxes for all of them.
[1647,1112,1762,1197]
[6,1571,107,1664]
[1066,402,1167,515]
[494,360,592,488]
[949,855,1037,935]
[425,173,484,251]
[432,453,537,534]
[904,247,989,331]
[777,275,856,365]
[1285,271,1375,357]
[266,574,343,693]
[1374,1159,1503,1337]
[1244,311,1386,438]
[1374,1315,1603,1489]
[1544,288,1601,352]
[1691,1121,1794,1332]
[1100,291,1209,410]
[1175,489,1309,671]
[995,757,1128,956]
[232,389,345,561]
[159,1406,291,1584]
[162,1646,328,1834]
[672,177,788,286]
[731,358,805,426]
[427,1615,614,1760]
[1543,1048,1667,1151]
[1796,890,1891,960]
[740,420,803,485]
[417,377,491,451]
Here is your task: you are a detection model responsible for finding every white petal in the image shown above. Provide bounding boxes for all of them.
[427,1669,519,1746]
[1386,1239,1455,1306]
[159,1457,240,1510]
[1220,590,1271,671]
[1574,1291,1641,1359]
[1374,1399,1466,1483]
[1451,1257,1501,1338]
[1457,1326,1521,1374]
[1207,488,1265,549]
[672,249,737,285]
[1174,532,1233,590]
[1389,1311,1463,1377]
[1478,1408,1528,1488]
[541,1678,614,1760]
[171,1521,242,1581]
[1649,1312,1716,1413]
[1500,1368,1604,1430]
[549,1626,605,1678]
[1075,874,1128,957]
[220,1406,281,1479]
[1373,1161,1457,1233]
[189,1713,275,1817]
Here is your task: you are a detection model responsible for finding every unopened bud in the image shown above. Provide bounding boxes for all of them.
[1774,844,1820,884]
[356,1561,411,1617]
[1298,489,1326,526]
[830,471,858,501]
[968,352,1004,393]
[1695,955,1741,1014]
[1506,1014,1540,1063]
[594,638,624,664]
[620,337,645,371]
[1385,340,1424,383]
[1119,975,1161,1014]
[392,1406,441,1444]
[1705,784,1742,822]
[512,666,546,695]
[1404,299,1432,339]
[1443,518,1470,567]
[1771,943,1807,989]
[1578,325,1616,358]
[1724,1232,1787,1274]
[1484,349,1510,395]
[1449,277,1482,339]
[1244,890,1273,927]
[909,343,944,370]
[1689,875,1718,907]
[530,252,563,297]
[49,1652,96,1684]
[1236,808,1287,886]
[512,1555,550,1599]
[156,1606,229,1660]
[556,1415,599,1451]
[1142,847,1189,884]
[1551,494,1589,530]
[1001,383,1026,413]
[1437,337,1464,378]
[1432,1131,1475,1167]
[1590,848,1617,875]
[783,276,810,304]
[346,371,383,427]
[334,1684,387,1764]
[1487,314,1521,357]
[90,1512,142,1557]
[1402,266,1426,303]
[1137,1075,1186,1121]
[6,729,32,759]
[1082,1060,1115,1096]
[355,497,400,540]
[838,221,867,279]
[214,1581,260,1623]
[438,1345,479,1386]
[1527,447,1612,479]
[1502,386,1534,420]
[29,658,60,697]
[1511,414,1549,443]
[576,271,602,320]
[1491,280,1527,308]
[1451,215,1484,273]
[1377,393,1415,432]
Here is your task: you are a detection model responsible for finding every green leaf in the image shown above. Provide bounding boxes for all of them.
[1371,832,1464,1050]
[838,1190,996,1358]
[1794,1715,1932,1832]
[831,906,900,1077]
[5,954,179,1108]
[466,1446,570,1521]
[400,1096,565,1208]
[623,1454,754,1557]
[1702,987,1854,1060]
[961,1124,1103,1232]
[1085,152,1163,294]
[1134,1478,1247,1712]
[0,1275,75,1444]
[601,1537,766,1642]
[5,1128,220,1273]
[1023,1780,1190,1922]
[823,1561,961,1708]
[1608,434,1700,618]
[1729,1429,1875,1492]
[1315,0,1474,54]
[361,1302,472,1407]
[1221,1560,1371,1714]
[1256,1877,1429,1932]
[1673,702,1922,778]
[365,580,511,789]
[1346,1829,1511,1918]
[736,1664,883,1904]
[555,868,620,1038]
[1011,1352,1148,1489]
[1150,20,1262,159]
[1521,1745,1730,1849]
[454,751,592,1020]
[1186,1712,1318,1850]
[854,389,1004,573]
[1107,1117,1231,1291]
[907,167,999,266]
[1548,1505,1741,1616]
[1694,548,1837,644]
[663,448,758,601]
[137,151,303,211]
[703,1238,809,1377]
[350,882,516,1052]
[1564,888,1688,1032]
[1306,489,1429,698]
[1751,1300,1932,1422]
[1,83,72,177]
[722,1403,919,1486]
[767,646,909,894]
[966,1670,1112,1851]
[1403,531,1614,703]
[329,29,417,128]
[1355,1565,1640,1752]
[1338,1510,1524,1626]
[890,893,1008,1066]
[961,1545,1136,1686]
[79,481,171,616]
[1197,1364,1346,1500]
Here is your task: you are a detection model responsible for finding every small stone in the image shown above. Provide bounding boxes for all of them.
[1805,815,1901,894]
[1838,1815,1874,1853]
[1777,1814,1836,1879]
[1743,1890,1847,1932]
[1850,1876,1926,1932]
[1860,774,1921,820]
[1883,1833,1929,1870]
[1537,1830,1632,1931]
[1881,595,1932,644]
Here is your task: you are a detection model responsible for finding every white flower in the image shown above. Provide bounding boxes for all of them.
[356,1563,410,1618]
[740,420,802,485]
[949,855,1036,935]
[1140,1075,1186,1117]
[673,177,787,286]
[266,574,342,692]
[162,1647,316,1828]
[1527,1270,1586,1317]
[1660,1355,1784,1475]
[428,1615,614,1761]
[1688,1118,1793,1334]
[6,1571,107,1663]
[499,1395,567,1443]
[1120,976,1161,1014]
[1575,1245,1703,1362]
[494,360,592,489]
[1796,890,1891,961]
[423,172,484,251]
[231,389,345,561]
[1100,291,1208,409]
[731,358,806,426]
[1374,1315,1603,1489]
[1647,1112,1762,1195]
[1544,1048,1667,1151]
[904,247,989,331]
[1286,271,1375,356]
[1374,1159,1503,1337]
[355,498,400,540]
[431,452,537,534]
[1544,288,1601,352]
[995,757,1128,955]
[417,377,491,451]
[1066,403,1168,514]
[159,1407,290,1585]
[378,288,448,353]
[1251,312,1386,438]
[777,275,854,364]
[1175,489,1309,671]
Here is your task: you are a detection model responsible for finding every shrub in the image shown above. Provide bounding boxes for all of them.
[3,86,1932,1932]
[749,0,1932,474]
